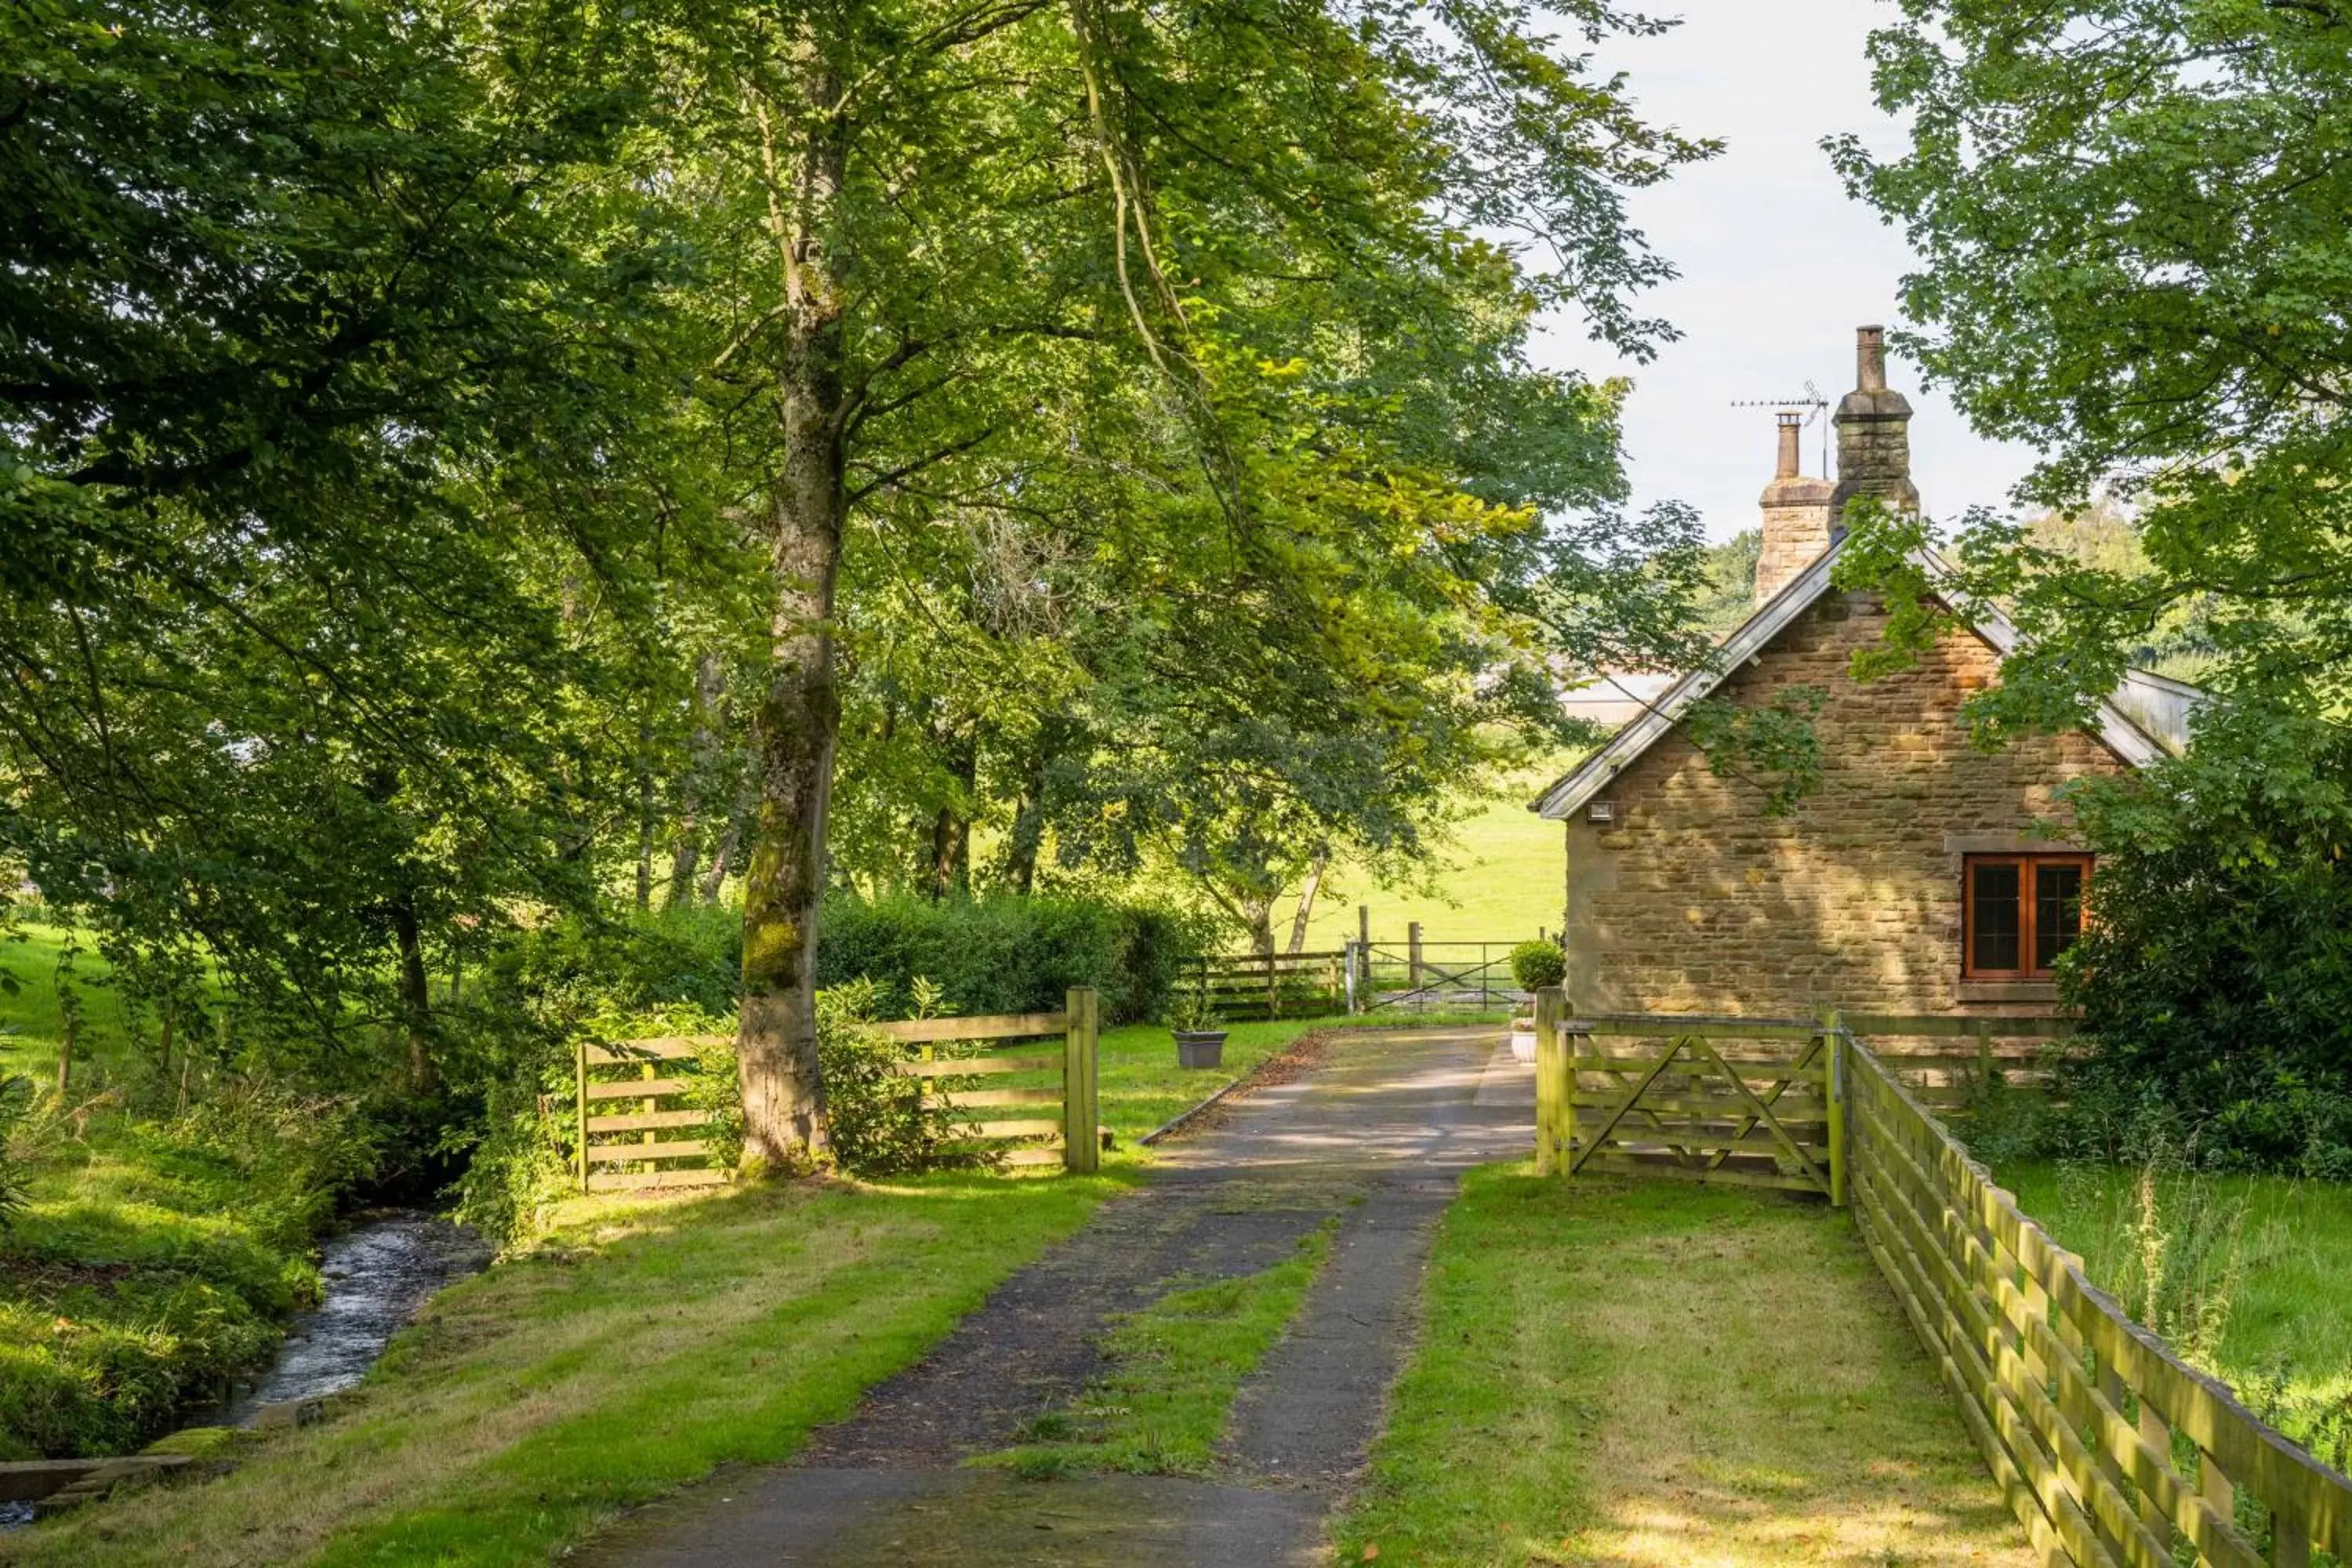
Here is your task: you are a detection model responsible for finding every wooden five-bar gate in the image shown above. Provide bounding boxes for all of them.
[575,986,1102,1191]
[1524,989,2352,1566]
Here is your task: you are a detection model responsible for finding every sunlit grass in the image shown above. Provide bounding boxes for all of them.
[1334,1166,2034,1566]
[1,1170,1130,1566]
[986,1220,1334,1479]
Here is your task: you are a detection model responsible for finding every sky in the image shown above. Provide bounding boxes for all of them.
[1530,0,2041,542]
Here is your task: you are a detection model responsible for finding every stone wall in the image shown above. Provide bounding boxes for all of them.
[1560,591,2132,1017]
[1755,494,1831,604]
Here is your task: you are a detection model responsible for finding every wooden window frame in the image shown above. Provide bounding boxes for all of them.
[1962,853,2092,981]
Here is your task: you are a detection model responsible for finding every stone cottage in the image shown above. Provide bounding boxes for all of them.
[1534,328,2201,1018]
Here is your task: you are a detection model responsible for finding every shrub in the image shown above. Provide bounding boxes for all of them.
[815,978,975,1175]
[1508,939,1566,992]
[817,894,1212,1023]
[2054,704,2352,1177]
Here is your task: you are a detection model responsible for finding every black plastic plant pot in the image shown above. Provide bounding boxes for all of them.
[1174,1030,1228,1069]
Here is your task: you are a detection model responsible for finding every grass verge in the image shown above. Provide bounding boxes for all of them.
[1,1168,1130,1566]
[2002,1161,2352,1471]
[1334,1164,2033,1567]
[990,1219,1334,1478]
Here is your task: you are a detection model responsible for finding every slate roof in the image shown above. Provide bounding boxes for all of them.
[1530,540,2199,821]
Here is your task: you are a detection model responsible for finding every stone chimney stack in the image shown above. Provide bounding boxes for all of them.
[1829,325,1919,535]
[1755,412,1835,604]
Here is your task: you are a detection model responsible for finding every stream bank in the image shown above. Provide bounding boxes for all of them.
[0,1208,488,1526]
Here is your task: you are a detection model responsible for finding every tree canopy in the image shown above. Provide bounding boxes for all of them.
[3,0,1723,1167]
[1829,0,2352,734]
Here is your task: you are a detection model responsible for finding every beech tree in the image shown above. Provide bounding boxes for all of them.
[0,0,694,1066]
[652,0,1716,1165]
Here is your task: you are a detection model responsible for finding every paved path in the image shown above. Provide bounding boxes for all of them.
[586,1026,1532,1567]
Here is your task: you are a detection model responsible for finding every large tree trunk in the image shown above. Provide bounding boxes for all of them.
[736,64,848,1170]
[667,651,727,908]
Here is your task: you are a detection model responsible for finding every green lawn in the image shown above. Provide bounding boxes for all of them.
[2002,1162,2352,1472]
[1334,1166,2033,1567]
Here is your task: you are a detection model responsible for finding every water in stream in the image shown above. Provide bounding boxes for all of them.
[213,1209,491,1425]
[0,1211,488,1531]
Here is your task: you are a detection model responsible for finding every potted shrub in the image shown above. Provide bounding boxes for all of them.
[1167,993,1228,1070]
[1507,940,1567,1063]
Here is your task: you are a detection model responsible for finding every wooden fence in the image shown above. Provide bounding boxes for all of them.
[1523,989,2352,1566]
[1186,949,1348,1020]
[1847,1036,2352,1568]
[575,986,1101,1191]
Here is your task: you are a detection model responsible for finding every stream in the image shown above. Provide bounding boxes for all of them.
[0,1210,490,1530]
[212,1208,491,1426]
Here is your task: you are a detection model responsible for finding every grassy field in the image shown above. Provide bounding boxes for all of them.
[1334,1166,2032,1567]
[0,1171,1127,1568]
[1297,772,1570,950]
[0,924,373,1461]
[2003,1162,2352,1472]
[0,923,136,1088]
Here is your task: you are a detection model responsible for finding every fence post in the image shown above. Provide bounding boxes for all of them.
[1343,940,1359,1014]
[1823,1007,1846,1208]
[574,1037,590,1193]
[1534,985,1566,1175]
[1408,921,1424,989]
[1063,986,1100,1174]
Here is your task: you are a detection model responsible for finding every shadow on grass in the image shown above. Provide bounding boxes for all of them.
[1337,1167,2034,1568]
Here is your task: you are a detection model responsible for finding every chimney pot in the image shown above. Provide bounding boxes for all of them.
[1857,325,1887,392]
[1774,412,1802,479]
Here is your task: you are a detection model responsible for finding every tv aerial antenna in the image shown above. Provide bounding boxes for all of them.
[1731,380,1830,476]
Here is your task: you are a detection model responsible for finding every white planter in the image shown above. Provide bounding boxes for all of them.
[1509,1022,1537,1063]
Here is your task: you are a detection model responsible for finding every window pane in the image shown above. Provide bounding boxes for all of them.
[1971,862,2021,971]
[2035,862,2085,971]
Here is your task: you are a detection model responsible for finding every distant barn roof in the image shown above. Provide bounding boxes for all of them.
[1532,541,2200,821]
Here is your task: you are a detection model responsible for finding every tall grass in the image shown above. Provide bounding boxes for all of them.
[2010,1156,2352,1475]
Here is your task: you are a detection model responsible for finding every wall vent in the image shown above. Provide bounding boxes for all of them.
[1587,801,1614,823]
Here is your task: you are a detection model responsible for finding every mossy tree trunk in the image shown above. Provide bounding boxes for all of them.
[736,45,848,1168]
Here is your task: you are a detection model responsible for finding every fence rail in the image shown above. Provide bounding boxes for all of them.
[1524,990,2352,1566]
[574,988,1102,1190]
[1847,1036,2351,1568]
[1187,949,1349,1020]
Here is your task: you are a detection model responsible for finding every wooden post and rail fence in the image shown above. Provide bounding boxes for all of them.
[1526,987,2352,1567]
[573,986,1102,1192]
